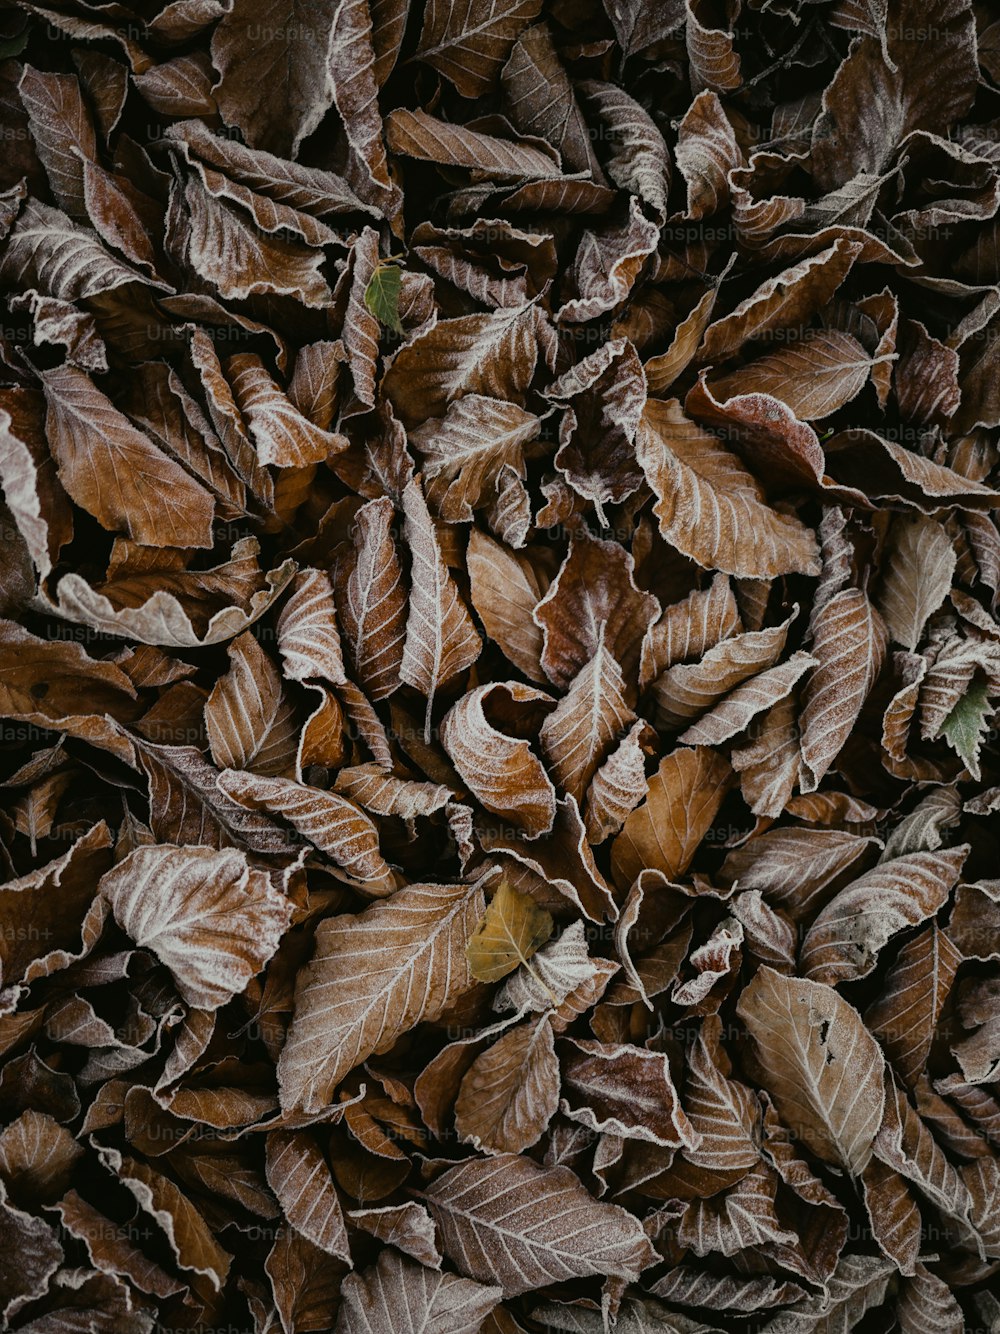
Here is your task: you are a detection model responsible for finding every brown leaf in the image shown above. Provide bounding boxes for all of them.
[866,924,963,1090]
[277,569,347,686]
[40,364,215,549]
[104,1148,231,1292]
[876,515,957,652]
[278,875,489,1111]
[0,1110,82,1206]
[17,66,96,222]
[699,240,862,362]
[217,770,395,893]
[386,108,561,180]
[205,631,295,775]
[533,533,659,690]
[651,612,797,730]
[336,496,407,700]
[706,329,877,421]
[211,0,341,157]
[540,632,635,804]
[227,354,348,468]
[467,530,549,683]
[799,588,887,791]
[418,0,541,97]
[610,747,733,891]
[501,23,602,178]
[409,393,539,522]
[637,399,821,579]
[454,1013,559,1153]
[561,1037,700,1149]
[384,303,553,427]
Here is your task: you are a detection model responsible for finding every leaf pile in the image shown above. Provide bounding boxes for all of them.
[2,0,1000,1330]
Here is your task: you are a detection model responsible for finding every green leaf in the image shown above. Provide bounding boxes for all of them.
[364,262,403,336]
[0,28,28,58]
[938,676,993,780]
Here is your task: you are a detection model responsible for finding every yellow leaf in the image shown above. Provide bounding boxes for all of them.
[466,880,553,984]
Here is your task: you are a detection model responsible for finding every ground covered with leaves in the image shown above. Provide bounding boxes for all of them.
[1,0,1000,1330]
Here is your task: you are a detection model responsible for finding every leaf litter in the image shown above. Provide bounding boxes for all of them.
[0,0,999,1330]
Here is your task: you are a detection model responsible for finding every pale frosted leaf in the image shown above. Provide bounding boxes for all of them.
[799,589,887,791]
[674,89,743,218]
[204,632,285,773]
[501,21,601,177]
[227,354,348,467]
[329,0,396,212]
[278,875,488,1112]
[699,240,861,362]
[760,1254,894,1334]
[442,682,556,836]
[583,719,654,845]
[686,0,740,92]
[540,632,635,803]
[346,1202,442,1268]
[560,1038,699,1149]
[277,569,346,686]
[651,1268,804,1314]
[335,1249,501,1334]
[217,770,395,893]
[677,1164,798,1257]
[337,496,407,700]
[495,920,609,1016]
[418,1154,657,1297]
[680,652,817,746]
[98,844,292,1009]
[400,478,482,740]
[707,330,877,421]
[876,515,957,651]
[409,394,538,522]
[640,573,741,688]
[578,81,671,220]
[333,764,452,820]
[800,845,968,985]
[651,614,796,730]
[0,198,157,301]
[720,827,878,922]
[179,176,332,307]
[417,0,541,97]
[384,303,552,427]
[265,1130,350,1261]
[737,966,886,1176]
[386,108,560,180]
[897,1263,965,1334]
